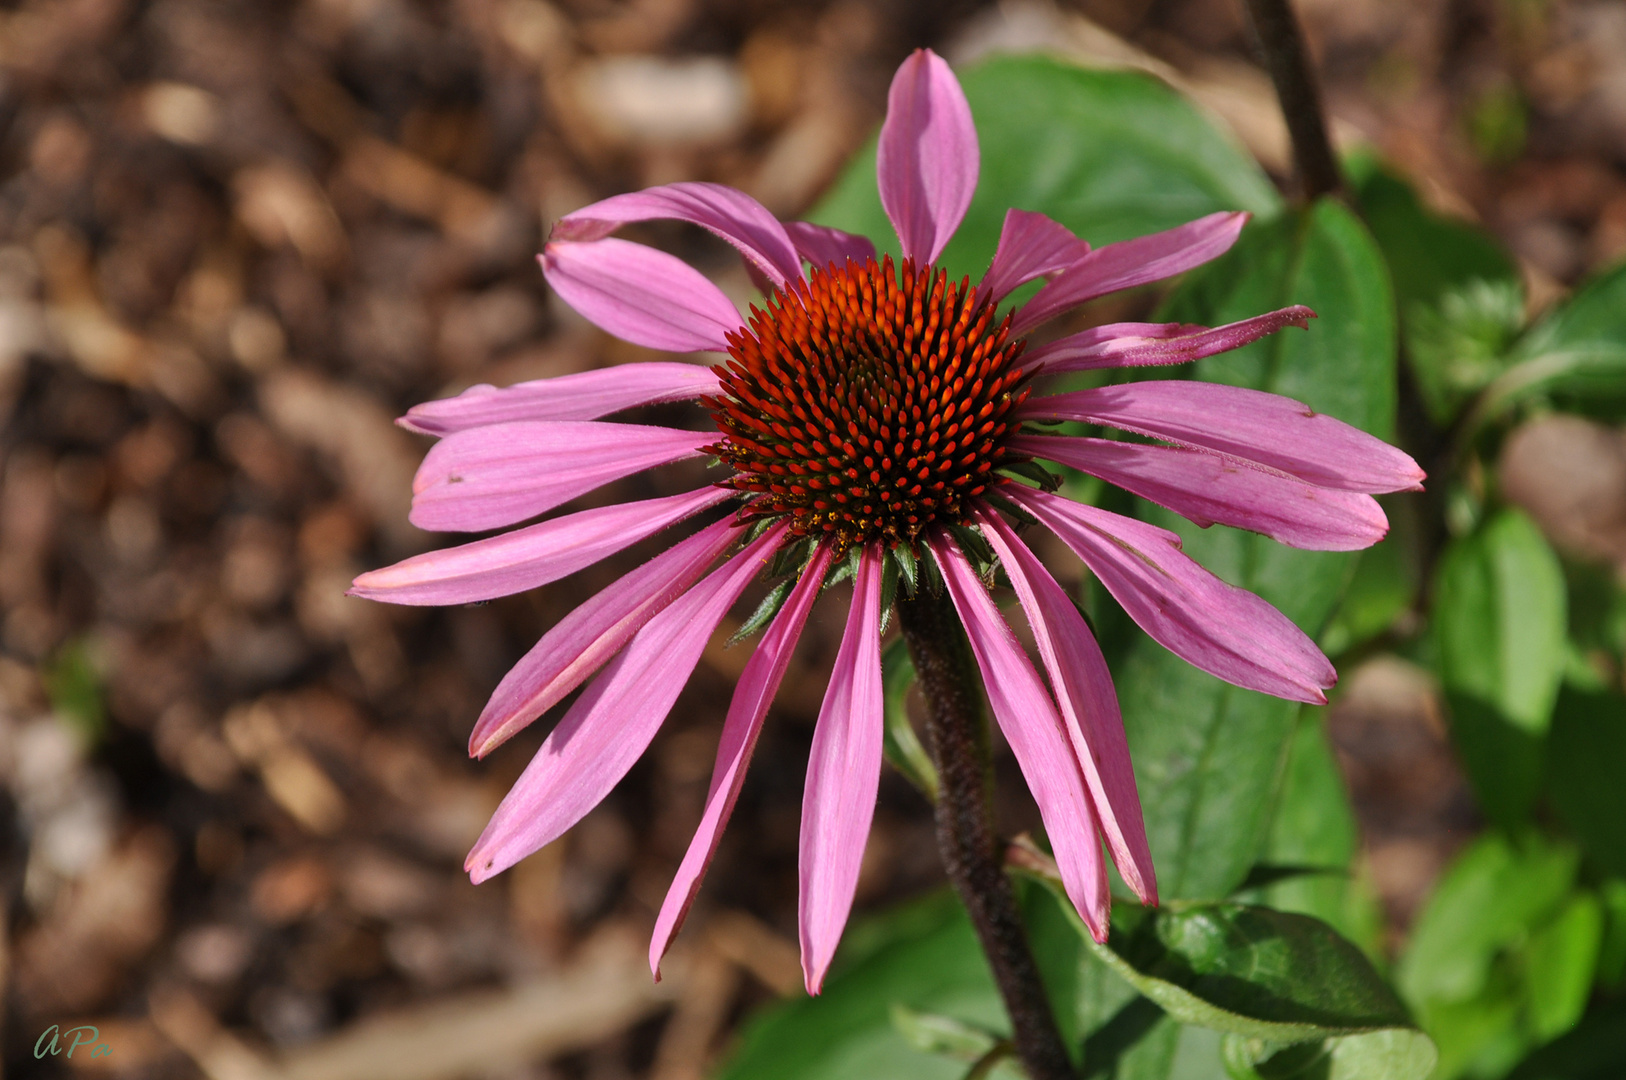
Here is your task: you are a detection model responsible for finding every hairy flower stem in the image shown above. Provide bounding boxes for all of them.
[1241,0,1343,201]
[897,586,1077,1080]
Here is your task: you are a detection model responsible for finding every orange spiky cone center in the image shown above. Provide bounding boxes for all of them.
[706,256,1031,551]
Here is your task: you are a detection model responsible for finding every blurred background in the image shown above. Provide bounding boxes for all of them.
[2,0,1625,1075]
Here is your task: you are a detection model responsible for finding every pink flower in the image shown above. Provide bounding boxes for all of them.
[353,49,1423,993]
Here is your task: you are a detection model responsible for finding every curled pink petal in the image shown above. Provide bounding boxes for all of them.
[783,221,878,272]
[540,238,743,354]
[1006,484,1335,704]
[1012,212,1250,335]
[651,545,833,978]
[877,48,978,265]
[975,507,1156,906]
[410,421,711,533]
[1021,379,1426,494]
[470,518,740,757]
[799,547,885,993]
[1019,307,1314,375]
[465,525,783,883]
[1011,434,1390,552]
[980,209,1090,303]
[930,531,1110,941]
[351,486,731,606]
[550,182,803,288]
[399,364,723,437]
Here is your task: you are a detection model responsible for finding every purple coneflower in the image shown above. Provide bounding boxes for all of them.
[352,49,1423,993]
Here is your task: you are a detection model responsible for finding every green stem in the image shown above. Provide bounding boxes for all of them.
[897,586,1078,1080]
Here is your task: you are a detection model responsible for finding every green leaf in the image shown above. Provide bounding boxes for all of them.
[1599,879,1626,990]
[1020,855,1432,1080]
[1432,510,1566,826]
[881,638,939,801]
[889,1004,1004,1063]
[1349,159,1517,305]
[1317,519,1419,658]
[717,886,1096,1080]
[44,638,106,745]
[1505,996,1626,1080]
[1433,511,1569,725]
[1466,261,1626,431]
[813,56,1280,286]
[1254,713,1382,957]
[1547,685,1626,877]
[1397,833,1579,1008]
[1114,198,1397,901]
[1523,891,1603,1042]
[728,578,795,647]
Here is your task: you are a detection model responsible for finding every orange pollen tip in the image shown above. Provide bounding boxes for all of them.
[704,255,1031,550]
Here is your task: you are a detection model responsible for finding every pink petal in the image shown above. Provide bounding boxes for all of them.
[799,547,885,993]
[550,182,803,289]
[465,525,784,883]
[1010,434,1390,552]
[651,545,834,978]
[975,507,1156,906]
[980,209,1090,303]
[410,420,711,533]
[469,517,740,758]
[540,238,743,354]
[1021,379,1426,494]
[351,486,732,606]
[399,364,723,437]
[929,531,1110,941]
[1012,212,1249,336]
[876,49,978,265]
[1019,307,1315,374]
[783,221,878,272]
[1005,484,1335,704]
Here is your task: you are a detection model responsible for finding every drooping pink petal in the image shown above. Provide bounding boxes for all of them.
[1019,307,1314,374]
[550,182,803,289]
[465,525,784,883]
[399,364,723,437]
[1012,212,1250,336]
[1010,434,1389,552]
[1005,484,1335,704]
[470,517,740,758]
[783,221,878,272]
[540,238,744,354]
[799,547,885,993]
[652,545,834,978]
[876,48,978,266]
[410,420,711,533]
[351,486,732,606]
[975,507,1156,906]
[980,209,1090,303]
[1020,380,1426,493]
[929,531,1110,940]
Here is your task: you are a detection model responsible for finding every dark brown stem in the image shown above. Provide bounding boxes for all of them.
[897,586,1077,1080]
[1241,0,1343,201]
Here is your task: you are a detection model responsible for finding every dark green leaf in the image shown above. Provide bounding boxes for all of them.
[813,57,1280,286]
[889,1004,1003,1063]
[881,638,939,802]
[1114,198,1397,901]
[1547,685,1626,877]
[1021,853,1432,1080]
[1317,511,1420,659]
[1350,157,1519,311]
[728,578,796,648]
[1505,996,1626,1080]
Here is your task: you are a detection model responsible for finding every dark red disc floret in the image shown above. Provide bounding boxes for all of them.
[704,255,1032,551]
